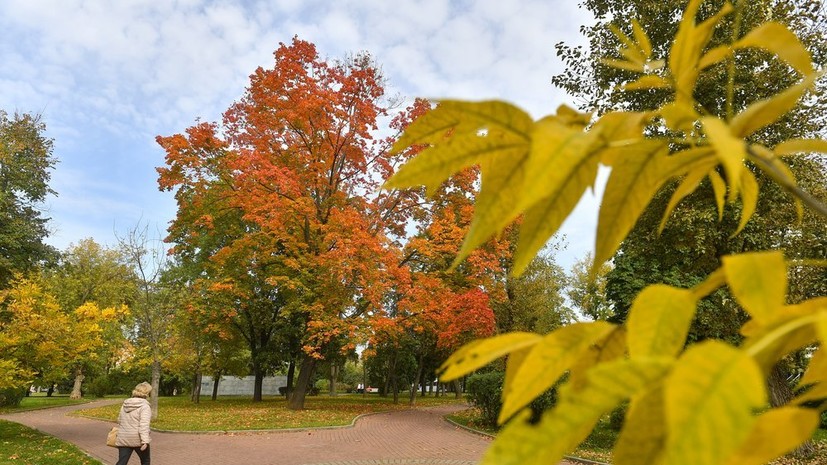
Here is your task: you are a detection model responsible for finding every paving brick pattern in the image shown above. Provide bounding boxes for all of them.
[1,400,574,465]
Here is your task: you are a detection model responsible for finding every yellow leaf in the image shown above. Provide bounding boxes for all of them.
[632,19,652,58]
[385,100,532,193]
[799,346,827,388]
[609,23,646,64]
[498,322,615,423]
[596,140,705,267]
[722,251,787,325]
[699,44,732,70]
[483,358,672,465]
[743,312,819,373]
[659,156,718,233]
[730,74,819,138]
[665,341,766,465]
[511,118,601,275]
[703,117,746,201]
[725,407,819,465]
[457,143,530,264]
[615,384,667,465]
[749,143,803,220]
[569,326,627,391]
[669,1,734,103]
[628,285,697,359]
[774,138,827,156]
[438,332,541,381]
[734,22,814,76]
[620,75,671,92]
[660,102,700,132]
[503,346,533,404]
[733,169,758,235]
[600,58,645,73]
[708,169,727,220]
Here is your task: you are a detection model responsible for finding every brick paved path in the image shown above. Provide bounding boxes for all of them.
[2,399,565,465]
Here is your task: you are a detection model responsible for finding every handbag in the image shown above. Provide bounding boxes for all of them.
[106,426,119,447]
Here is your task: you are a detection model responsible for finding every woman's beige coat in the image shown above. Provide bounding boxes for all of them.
[114,397,151,447]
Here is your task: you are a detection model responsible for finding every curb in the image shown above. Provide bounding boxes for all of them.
[443,413,611,465]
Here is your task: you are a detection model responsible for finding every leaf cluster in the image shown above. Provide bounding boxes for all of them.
[387,1,827,463]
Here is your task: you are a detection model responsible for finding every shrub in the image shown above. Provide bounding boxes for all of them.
[0,387,26,407]
[609,403,627,432]
[466,371,504,428]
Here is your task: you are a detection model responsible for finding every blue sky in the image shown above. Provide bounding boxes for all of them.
[0,0,598,268]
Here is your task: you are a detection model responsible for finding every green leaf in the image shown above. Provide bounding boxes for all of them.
[774,138,827,156]
[615,384,667,465]
[665,341,766,465]
[483,358,672,465]
[734,22,814,76]
[498,322,615,423]
[702,117,746,201]
[730,74,819,138]
[596,140,706,268]
[733,169,758,235]
[725,407,820,465]
[722,251,787,325]
[627,284,697,359]
[438,332,541,381]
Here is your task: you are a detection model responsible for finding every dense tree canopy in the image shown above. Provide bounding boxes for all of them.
[0,111,58,288]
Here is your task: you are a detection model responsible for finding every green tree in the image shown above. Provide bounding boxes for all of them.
[567,253,613,321]
[0,111,58,288]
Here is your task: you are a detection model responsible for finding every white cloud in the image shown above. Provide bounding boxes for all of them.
[1,0,597,265]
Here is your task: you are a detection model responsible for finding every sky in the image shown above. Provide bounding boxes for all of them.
[0,0,598,269]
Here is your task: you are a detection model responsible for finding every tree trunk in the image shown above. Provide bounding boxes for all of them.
[211,373,220,401]
[453,378,462,399]
[286,359,295,400]
[287,354,317,410]
[150,360,161,420]
[409,353,424,406]
[768,363,815,458]
[329,364,337,396]
[191,372,202,404]
[46,384,54,397]
[253,368,264,402]
[70,367,84,400]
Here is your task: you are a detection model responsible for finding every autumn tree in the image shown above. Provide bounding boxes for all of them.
[43,238,135,398]
[386,0,827,462]
[0,111,58,288]
[158,38,430,409]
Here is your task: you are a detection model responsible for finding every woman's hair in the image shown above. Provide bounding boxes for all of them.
[132,382,153,399]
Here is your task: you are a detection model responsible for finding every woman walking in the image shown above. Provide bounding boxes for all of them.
[115,382,152,465]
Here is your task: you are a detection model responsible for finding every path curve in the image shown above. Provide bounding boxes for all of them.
[1,400,575,465]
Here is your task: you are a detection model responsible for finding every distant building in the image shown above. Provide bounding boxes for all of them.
[200,375,288,396]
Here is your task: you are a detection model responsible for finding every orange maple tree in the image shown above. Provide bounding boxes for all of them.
[158,38,433,408]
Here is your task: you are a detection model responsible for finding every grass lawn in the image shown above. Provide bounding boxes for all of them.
[447,408,827,465]
[0,420,103,465]
[0,395,88,414]
[74,393,466,431]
